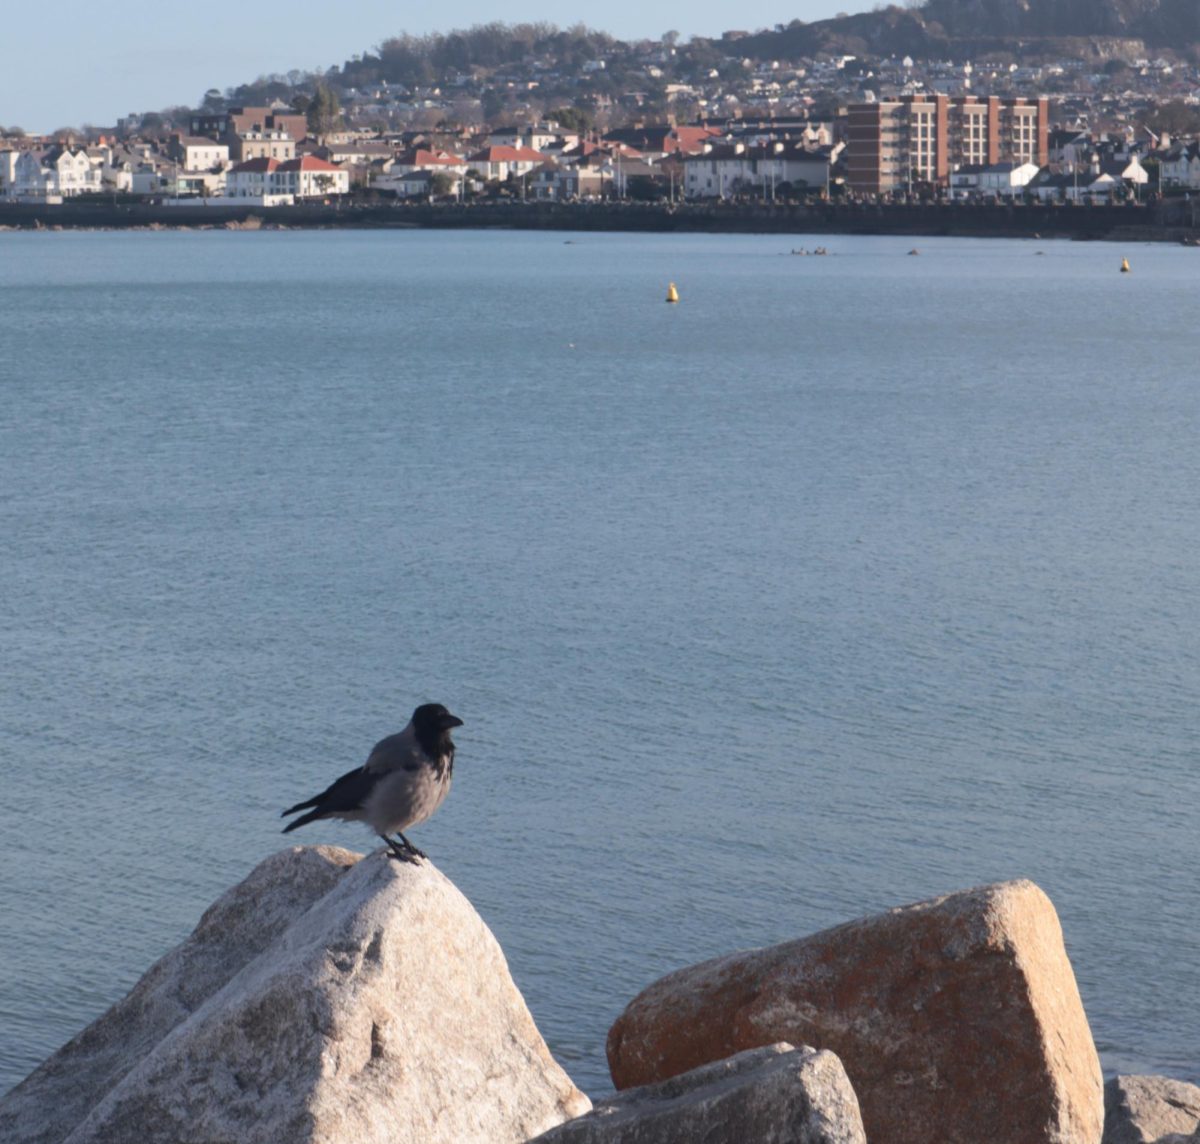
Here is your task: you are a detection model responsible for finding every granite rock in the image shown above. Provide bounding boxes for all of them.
[0,845,589,1144]
[532,1042,865,1144]
[1103,1074,1200,1144]
[608,879,1103,1144]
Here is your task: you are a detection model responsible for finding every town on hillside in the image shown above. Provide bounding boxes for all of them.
[4,27,1200,208]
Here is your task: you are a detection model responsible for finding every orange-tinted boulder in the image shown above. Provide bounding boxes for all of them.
[607,880,1103,1144]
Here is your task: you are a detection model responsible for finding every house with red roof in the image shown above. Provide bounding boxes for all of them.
[225,155,348,203]
[601,125,721,159]
[276,155,350,198]
[226,157,284,201]
[465,145,548,181]
[374,147,469,197]
[389,148,467,174]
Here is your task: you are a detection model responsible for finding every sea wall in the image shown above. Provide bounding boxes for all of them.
[0,197,1189,243]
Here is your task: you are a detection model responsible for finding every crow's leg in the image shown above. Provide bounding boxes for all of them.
[381,834,420,864]
[393,831,426,860]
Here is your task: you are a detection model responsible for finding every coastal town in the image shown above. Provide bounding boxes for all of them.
[4,23,1200,211]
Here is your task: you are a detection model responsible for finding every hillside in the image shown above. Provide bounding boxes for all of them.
[923,0,1197,42]
[735,0,1198,61]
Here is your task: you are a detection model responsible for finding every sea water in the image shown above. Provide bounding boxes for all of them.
[1,228,1198,1097]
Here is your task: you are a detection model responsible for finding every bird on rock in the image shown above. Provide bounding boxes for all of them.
[281,703,464,863]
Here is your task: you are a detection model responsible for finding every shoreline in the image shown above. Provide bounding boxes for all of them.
[2,198,1198,244]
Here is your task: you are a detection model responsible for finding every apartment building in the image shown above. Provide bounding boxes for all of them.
[844,95,1049,195]
[189,107,308,143]
[231,130,297,162]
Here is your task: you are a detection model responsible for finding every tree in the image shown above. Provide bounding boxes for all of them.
[626,174,664,201]
[307,83,343,140]
[481,89,509,123]
[462,169,485,197]
[547,105,592,134]
[1142,156,1162,194]
[1145,99,1200,138]
[429,172,456,197]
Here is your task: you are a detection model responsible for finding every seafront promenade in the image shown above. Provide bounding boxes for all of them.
[1,197,1195,243]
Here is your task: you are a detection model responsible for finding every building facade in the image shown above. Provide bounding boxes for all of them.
[190,107,308,143]
[226,155,349,200]
[683,141,840,198]
[230,131,297,162]
[845,95,1049,195]
[0,146,101,199]
[167,135,230,171]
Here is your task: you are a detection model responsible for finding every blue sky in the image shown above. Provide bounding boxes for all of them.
[3,0,875,134]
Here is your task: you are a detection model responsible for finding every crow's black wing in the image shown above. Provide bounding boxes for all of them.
[281,766,377,825]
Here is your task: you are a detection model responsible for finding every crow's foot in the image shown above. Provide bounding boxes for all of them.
[381,836,423,863]
[393,832,426,860]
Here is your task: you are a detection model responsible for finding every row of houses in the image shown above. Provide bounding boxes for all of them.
[1,114,846,204]
[0,146,101,198]
[0,107,333,204]
[0,140,348,203]
[7,99,1198,207]
[0,133,1143,206]
[947,156,1150,201]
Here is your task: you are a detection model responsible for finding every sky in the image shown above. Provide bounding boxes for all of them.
[2,0,877,134]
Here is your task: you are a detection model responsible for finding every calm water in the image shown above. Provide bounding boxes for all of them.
[2,228,1198,1099]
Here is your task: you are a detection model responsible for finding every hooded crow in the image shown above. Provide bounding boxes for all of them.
[281,703,464,863]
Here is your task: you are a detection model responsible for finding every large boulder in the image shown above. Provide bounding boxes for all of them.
[608,879,1103,1144]
[1103,1074,1200,1144]
[531,1042,865,1144]
[0,845,590,1144]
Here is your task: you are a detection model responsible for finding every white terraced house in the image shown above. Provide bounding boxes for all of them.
[225,155,349,202]
[2,146,101,199]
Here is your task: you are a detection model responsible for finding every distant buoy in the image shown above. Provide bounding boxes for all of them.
[908,248,920,256]
[1120,257,1131,273]
[666,282,679,303]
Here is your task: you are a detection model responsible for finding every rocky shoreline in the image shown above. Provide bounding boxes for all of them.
[0,847,1195,1143]
[3,198,1200,244]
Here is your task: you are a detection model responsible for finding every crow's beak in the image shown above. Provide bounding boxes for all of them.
[441,714,464,730]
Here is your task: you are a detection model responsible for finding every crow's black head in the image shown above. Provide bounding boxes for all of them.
[412,703,463,756]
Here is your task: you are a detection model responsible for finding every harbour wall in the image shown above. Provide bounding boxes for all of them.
[0,197,1193,242]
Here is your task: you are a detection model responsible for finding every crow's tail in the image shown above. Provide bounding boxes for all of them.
[281,805,324,833]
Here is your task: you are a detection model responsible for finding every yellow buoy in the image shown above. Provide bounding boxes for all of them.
[1120,258,1130,273]
[666,282,679,303]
